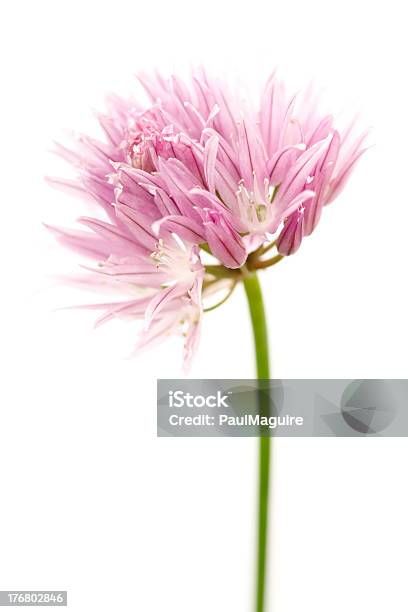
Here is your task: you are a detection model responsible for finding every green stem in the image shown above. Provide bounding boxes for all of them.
[243,272,271,612]
[203,281,237,313]
[252,254,284,270]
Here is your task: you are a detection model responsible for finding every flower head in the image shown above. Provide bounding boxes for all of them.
[47,69,367,369]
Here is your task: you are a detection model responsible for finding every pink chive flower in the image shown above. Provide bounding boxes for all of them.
[46,69,367,370]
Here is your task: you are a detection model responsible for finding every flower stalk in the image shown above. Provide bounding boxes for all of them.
[250,253,284,270]
[243,272,271,612]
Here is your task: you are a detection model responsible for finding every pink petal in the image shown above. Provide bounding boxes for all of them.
[203,134,219,194]
[203,211,247,269]
[115,204,157,250]
[277,210,305,256]
[152,215,205,244]
[144,283,188,330]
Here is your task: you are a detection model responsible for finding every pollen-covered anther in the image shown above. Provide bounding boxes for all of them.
[150,239,166,267]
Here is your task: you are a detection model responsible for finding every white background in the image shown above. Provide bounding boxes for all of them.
[1,1,407,610]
